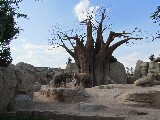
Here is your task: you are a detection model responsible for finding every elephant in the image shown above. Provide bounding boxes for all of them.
[50,72,72,88]
[73,73,92,88]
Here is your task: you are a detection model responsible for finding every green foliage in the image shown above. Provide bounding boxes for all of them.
[126,67,134,76]
[0,0,27,67]
[0,47,12,67]
[151,6,160,25]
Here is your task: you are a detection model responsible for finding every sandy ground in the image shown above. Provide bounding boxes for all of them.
[29,84,160,120]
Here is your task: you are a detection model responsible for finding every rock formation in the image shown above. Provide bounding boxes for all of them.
[134,61,160,87]
[0,62,36,113]
[134,60,143,80]
[109,61,127,84]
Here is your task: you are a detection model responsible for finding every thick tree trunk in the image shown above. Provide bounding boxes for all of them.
[94,49,111,85]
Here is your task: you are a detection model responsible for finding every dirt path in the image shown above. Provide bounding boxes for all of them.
[27,84,160,120]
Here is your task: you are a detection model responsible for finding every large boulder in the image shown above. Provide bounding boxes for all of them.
[8,94,33,111]
[0,62,41,113]
[109,62,127,84]
[15,64,35,99]
[0,64,17,113]
[134,60,143,80]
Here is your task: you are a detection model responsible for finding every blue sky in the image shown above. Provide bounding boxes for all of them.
[10,0,160,69]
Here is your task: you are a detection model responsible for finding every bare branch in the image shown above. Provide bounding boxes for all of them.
[109,37,143,52]
[63,35,75,48]
[105,31,132,48]
[62,44,75,58]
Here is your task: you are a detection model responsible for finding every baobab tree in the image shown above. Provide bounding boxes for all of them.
[49,9,143,86]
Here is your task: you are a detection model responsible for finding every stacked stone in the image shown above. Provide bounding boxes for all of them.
[134,60,143,80]
[140,62,149,77]
[148,61,160,81]
[134,61,160,86]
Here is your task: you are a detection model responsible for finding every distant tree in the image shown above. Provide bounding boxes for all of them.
[126,67,134,76]
[49,8,142,86]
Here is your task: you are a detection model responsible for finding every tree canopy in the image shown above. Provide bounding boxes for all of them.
[0,0,27,67]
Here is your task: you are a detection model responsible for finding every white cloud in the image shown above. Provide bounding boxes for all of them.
[73,0,99,23]
[23,43,44,50]
[118,52,141,68]
[21,38,26,43]
[10,39,71,68]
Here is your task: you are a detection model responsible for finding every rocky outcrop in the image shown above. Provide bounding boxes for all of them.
[134,61,160,87]
[15,63,35,98]
[41,86,89,102]
[0,63,35,113]
[109,62,127,84]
